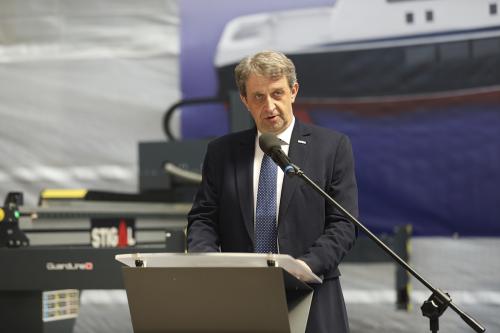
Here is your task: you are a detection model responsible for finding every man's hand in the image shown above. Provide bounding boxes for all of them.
[293,259,313,281]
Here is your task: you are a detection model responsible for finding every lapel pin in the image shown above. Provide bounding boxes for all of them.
[298,140,307,144]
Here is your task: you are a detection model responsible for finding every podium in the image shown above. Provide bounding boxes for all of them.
[116,253,321,333]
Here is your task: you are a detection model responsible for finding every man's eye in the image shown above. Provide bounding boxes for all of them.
[273,91,283,98]
[254,94,264,101]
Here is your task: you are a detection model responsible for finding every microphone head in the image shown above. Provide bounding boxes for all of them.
[259,133,286,155]
[258,132,296,175]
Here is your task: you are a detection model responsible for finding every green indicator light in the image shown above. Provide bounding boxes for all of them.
[14,210,21,219]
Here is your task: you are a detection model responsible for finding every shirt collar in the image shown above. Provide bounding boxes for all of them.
[277,116,295,145]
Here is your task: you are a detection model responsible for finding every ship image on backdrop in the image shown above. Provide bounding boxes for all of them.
[175,2,499,331]
[181,0,500,237]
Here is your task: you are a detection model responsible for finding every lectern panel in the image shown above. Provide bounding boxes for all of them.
[123,267,291,333]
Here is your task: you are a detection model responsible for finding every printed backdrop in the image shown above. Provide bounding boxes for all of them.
[180,0,500,236]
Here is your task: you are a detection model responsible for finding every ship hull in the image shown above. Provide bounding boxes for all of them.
[216,37,500,101]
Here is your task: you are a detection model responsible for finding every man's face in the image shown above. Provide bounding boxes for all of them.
[240,73,299,134]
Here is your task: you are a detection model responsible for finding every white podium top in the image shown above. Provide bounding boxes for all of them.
[116,252,322,284]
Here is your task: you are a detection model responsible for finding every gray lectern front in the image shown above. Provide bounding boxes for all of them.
[116,253,321,333]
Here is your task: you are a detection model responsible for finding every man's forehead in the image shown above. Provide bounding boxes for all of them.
[246,74,288,90]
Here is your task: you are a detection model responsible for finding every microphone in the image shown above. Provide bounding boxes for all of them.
[258,133,295,174]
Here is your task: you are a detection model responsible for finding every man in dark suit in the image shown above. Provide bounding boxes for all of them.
[187,50,358,333]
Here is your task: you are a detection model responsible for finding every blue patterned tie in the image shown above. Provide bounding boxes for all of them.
[255,154,278,253]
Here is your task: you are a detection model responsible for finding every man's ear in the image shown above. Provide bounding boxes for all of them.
[291,82,299,103]
[240,94,249,110]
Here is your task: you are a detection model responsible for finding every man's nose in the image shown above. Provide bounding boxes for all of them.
[264,95,275,111]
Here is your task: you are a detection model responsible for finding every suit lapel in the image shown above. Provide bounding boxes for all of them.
[235,129,256,243]
[278,121,311,223]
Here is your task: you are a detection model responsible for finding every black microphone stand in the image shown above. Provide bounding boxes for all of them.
[287,163,486,333]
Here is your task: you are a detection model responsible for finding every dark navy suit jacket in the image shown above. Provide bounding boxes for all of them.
[187,120,358,332]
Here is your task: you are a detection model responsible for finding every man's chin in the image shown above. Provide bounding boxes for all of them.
[260,122,286,134]
[261,127,283,135]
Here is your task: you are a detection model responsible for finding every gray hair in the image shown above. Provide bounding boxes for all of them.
[234,50,297,97]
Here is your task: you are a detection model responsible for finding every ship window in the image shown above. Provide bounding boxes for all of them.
[439,42,469,61]
[406,12,414,24]
[405,45,436,65]
[490,3,498,15]
[472,38,500,57]
[426,10,434,22]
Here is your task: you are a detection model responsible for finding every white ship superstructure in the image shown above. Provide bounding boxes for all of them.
[215,0,500,100]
